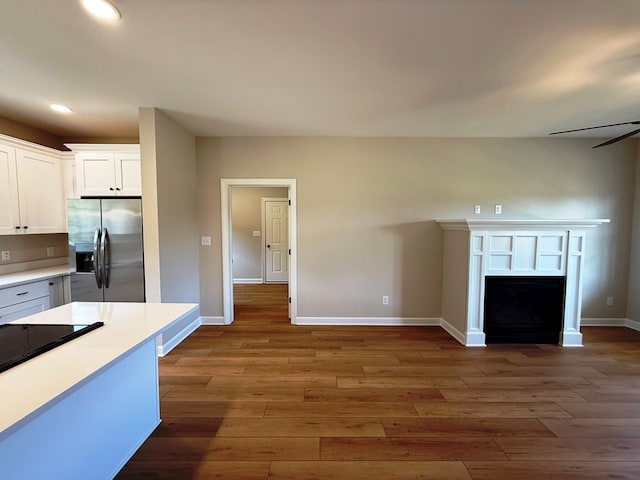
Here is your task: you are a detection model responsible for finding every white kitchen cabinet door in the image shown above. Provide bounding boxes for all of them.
[48,276,66,308]
[115,153,142,196]
[75,153,118,196]
[15,149,66,233]
[0,143,21,235]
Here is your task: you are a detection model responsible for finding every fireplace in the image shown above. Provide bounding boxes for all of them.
[484,276,565,344]
[437,218,609,347]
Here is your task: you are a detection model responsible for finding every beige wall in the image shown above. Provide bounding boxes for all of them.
[231,186,288,280]
[627,146,640,322]
[0,115,66,150]
[197,137,636,320]
[139,108,200,303]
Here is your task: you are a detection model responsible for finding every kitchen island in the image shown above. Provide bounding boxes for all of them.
[0,301,199,480]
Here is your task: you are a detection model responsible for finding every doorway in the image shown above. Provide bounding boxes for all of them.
[220,178,297,325]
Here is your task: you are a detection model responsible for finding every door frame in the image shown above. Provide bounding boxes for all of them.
[261,196,289,283]
[221,178,297,325]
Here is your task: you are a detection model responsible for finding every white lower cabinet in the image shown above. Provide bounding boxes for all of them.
[0,279,52,325]
[0,297,51,325]
[48,275,70,308]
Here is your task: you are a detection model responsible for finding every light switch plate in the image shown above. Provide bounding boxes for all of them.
[1,251,10,261]
[201,236,212,246]
[46,246,55,257]
[252,231,261,237]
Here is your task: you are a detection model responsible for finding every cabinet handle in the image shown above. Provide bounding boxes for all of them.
[15,226,20,230]
[22,226,28,229]
[109,187,115,191]
[16,291,29,296]
[116,187,121,191]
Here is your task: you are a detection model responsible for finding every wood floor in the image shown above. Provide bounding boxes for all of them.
[117,284,640,479]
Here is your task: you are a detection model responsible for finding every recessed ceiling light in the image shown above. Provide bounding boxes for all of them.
[81,0,121,22]
[50,104,73,114]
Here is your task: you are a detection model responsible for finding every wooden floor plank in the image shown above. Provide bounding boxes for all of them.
[264,401,418,417]
[320,437,508,461]
[304,387,445,402]
[160,400,267,417]
[465,461,640,480]
[117,461,271,480]
[217,417,385,437]
[381,417,554,437]
[541,418,640,437]
[494,437,640,461]
[338,376,467,388]
[363,366,483,376]
[557,402,640,418]
[268,461,472,480]
[439,388,586,403]
[413,401,572,418]
[165,385,305,402]
[460,376,592,389]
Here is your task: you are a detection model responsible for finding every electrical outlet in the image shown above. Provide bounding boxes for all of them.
[46,246,55,257]
[382,295,389,305]
[474,205,481,214]
[495,204,502,215]
[252,231,261,237]
[1,251,10,261]
[606,296,614,306]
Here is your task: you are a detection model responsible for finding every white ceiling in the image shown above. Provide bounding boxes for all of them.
[1,0,640,140]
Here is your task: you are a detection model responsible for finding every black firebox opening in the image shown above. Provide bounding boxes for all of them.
[484,276,565,344]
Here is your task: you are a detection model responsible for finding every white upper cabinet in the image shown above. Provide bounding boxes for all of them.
[0,136,66,235]
[68,144,141,197]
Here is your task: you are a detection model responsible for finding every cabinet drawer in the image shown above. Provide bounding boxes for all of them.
[0,280,50,307]
[0,296,51,324]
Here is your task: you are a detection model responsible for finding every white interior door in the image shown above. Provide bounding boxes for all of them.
[265,200,289,283]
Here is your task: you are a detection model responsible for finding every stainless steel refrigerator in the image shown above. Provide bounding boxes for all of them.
[67,198,145,302]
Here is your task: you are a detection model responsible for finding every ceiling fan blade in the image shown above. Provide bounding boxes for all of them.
[592,127,640,148]
[549,120,640,136]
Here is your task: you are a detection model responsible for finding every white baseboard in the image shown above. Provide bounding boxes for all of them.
[233,278,263,284]
[582,317,640,332]
[157,317,201,357]
[581,317,627,327]
[200,315,226,325]
[439,319,467,346]
[295,316,441,326]
[626,318,640,331]
[560,330,583,347]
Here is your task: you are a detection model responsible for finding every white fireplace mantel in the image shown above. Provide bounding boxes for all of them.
[437,218,610,347]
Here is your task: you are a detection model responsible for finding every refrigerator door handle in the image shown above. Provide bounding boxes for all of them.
[101,227,111,288]
[93,228,102,288]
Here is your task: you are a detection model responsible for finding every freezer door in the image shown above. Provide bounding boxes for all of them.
[69,272,104,302]
[101,199,145,302]
[67,199,103,301]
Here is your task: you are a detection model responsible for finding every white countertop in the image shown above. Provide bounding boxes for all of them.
[0,301,199,437]
[0,266,71,289]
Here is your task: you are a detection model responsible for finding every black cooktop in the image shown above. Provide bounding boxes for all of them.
[0,322,104,373]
